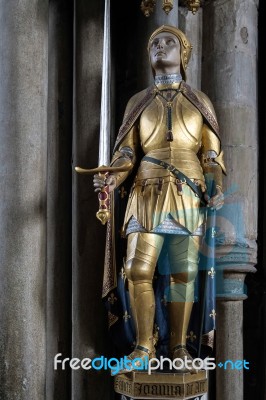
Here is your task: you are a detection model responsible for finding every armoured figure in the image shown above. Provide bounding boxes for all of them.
[94,25,226,372]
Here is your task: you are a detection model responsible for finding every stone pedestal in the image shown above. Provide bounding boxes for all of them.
[120,396,204,400]
[114,371,207,399]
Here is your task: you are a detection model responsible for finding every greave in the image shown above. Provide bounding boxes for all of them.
[128,279,155,352]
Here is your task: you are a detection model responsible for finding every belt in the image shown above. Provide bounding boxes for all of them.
[143,155,204,201]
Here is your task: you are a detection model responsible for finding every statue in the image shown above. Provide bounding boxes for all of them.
[94,25,226,374]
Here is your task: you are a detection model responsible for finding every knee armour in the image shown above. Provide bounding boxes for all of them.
[168,235,200,283]
[125,232,164,282]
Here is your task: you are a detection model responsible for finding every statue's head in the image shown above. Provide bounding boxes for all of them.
[147,25,192,81]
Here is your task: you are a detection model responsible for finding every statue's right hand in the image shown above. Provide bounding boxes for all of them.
[93,173,116,193]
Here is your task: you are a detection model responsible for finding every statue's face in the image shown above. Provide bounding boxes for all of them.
[149,32,181,74]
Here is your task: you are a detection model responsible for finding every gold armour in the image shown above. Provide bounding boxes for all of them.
[111,84,225,234]
[105,25,226,369]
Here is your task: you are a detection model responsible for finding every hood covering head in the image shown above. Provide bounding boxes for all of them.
[147,25,192,81]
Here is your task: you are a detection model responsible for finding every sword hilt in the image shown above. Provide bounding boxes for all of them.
[96,172,111,225]
[75,163,132,225]
[75,163,132,175]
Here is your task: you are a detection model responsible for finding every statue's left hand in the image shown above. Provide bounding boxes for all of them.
[204,186,224,210]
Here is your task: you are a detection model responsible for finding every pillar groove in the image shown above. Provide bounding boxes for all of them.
[46,1,73,399]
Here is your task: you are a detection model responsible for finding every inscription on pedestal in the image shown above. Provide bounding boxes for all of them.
[114,371,207,399]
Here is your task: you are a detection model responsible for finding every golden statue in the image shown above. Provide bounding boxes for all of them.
[94,25,226,373]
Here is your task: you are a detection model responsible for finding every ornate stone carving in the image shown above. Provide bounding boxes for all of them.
[140,0,203,16]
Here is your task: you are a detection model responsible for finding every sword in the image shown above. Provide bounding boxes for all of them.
[75,0,130,225]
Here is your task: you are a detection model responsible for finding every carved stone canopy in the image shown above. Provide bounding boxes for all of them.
[140,0,204,17]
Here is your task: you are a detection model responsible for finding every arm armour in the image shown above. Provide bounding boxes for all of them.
[110,124,138,187]
[200,124,226,190]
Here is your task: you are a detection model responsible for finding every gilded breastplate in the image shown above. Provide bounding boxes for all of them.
[137,92,204,181]
[139,92,203,153]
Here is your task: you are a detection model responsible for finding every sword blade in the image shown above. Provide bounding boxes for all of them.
[99,0,111,167]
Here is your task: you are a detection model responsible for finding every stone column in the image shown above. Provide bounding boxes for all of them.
[46,1,73,399]
[202,1,258,399]
[73,1,112,399]
[259,2,266,400]
[0,1,49,399]
[261,2,266,399]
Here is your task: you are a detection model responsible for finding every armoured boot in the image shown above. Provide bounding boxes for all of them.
[168,278,198,374]
[168,300,199,373]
